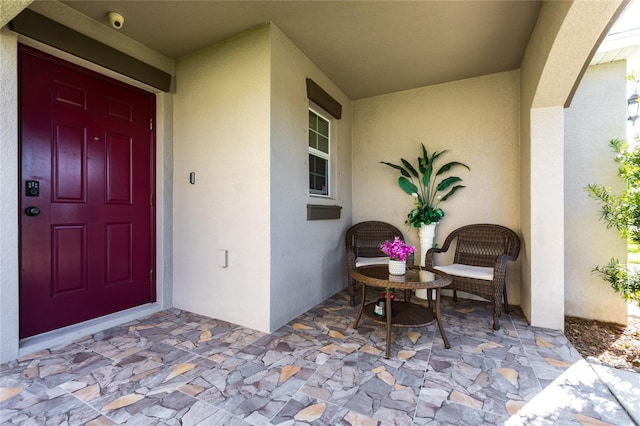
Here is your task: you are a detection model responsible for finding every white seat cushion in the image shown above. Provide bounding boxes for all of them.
[355,257,388,267]
[434,263,494,281]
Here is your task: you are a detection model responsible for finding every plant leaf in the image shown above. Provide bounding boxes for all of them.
[436,161,470,175]
[418,156,426,174]
[422,164,433,189]
[436,176,462,191]
[380,162,410,178]
[398,177,418,195]
[401,159,419,177]
[440,185,465,201]
[430,150,445,166]
[421,144,429,159]
[419,145,429,174]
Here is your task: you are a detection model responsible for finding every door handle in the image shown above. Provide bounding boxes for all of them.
[25,206,41,216]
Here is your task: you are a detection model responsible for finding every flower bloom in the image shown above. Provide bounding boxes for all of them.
[380,237,416,261]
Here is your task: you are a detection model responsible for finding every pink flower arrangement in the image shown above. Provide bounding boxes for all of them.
[380,237,416,261]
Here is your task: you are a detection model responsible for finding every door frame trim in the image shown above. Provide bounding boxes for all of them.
[1,30,173,365]
[17,43,162,341]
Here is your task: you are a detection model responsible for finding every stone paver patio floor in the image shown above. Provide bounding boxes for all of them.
[0,289,635,425]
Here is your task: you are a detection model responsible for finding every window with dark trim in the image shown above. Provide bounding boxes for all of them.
[308,108,330,196]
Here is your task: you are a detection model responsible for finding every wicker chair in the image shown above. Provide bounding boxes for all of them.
[425,223,520,330]
[345,221,405,306]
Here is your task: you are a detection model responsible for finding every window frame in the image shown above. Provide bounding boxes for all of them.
[308,106,332,197]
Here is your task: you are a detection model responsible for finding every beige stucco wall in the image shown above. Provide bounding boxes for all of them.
[269,26,353,330]
[173,24,353,333]
[173,25,272,332]
[0,27,20,363]
[0,0,33,28]
[352,71,522,304]
[564,61,628,324]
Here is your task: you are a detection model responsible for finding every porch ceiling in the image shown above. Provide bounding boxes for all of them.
[59,0,542,100]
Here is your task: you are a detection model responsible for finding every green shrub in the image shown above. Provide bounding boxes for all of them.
[587,138,640,306]
[593,259,640,304]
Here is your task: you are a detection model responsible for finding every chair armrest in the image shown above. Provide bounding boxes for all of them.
[424,231,457,267]
[491,253,518,281]
[425,247,445,267]
[494,253,518,266]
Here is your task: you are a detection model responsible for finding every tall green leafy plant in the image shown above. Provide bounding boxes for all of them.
[382,144,470,228]
[586,138,640,306]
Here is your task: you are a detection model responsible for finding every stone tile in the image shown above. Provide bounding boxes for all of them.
[270,392,374,425]
[414,399,508,425]
[189,351,319,423]
[422,347,544,419]
[0,392,95,425]
[299,350,423,425]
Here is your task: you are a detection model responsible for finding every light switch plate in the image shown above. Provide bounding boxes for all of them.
[218,249,228,268]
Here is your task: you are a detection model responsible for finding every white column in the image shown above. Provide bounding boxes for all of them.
[528,107,565,330]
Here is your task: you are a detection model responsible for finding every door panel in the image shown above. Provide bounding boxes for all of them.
[19,45,156,338]
[52,225,87,295]
[53,122,87,202]
[106,133,133,204]
[106,223,133,285]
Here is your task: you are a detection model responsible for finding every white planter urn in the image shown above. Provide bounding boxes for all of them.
[418,223,438,266]
[415,222,438,299]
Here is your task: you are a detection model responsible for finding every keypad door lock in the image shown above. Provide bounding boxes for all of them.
[26,180,39,197]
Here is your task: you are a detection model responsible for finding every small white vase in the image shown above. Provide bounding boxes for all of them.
[388,259,406,275]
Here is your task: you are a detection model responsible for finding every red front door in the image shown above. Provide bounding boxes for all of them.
[19,45,156,338]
